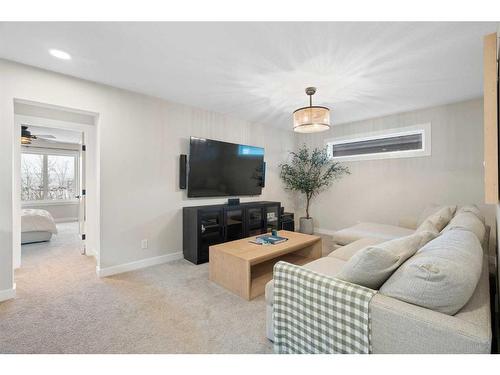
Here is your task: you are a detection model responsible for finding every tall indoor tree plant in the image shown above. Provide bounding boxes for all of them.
[280,145,350,234]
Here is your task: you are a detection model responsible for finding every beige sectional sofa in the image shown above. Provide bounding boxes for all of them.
[265,207,492,353]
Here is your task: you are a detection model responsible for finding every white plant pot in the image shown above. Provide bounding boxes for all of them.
[299,217,314,234]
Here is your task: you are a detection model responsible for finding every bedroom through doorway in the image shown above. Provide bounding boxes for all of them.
[12,100,100,285]
[20,125,84,266]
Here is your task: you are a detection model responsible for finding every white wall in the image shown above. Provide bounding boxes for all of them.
[0,59,296,292]
[298,98,494,231]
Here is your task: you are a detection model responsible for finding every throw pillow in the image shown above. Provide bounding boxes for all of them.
[336,230,437,290]
[457,204,485,224]
[443,211,486,243]
[415,205,456,233]
[380,229,483,315]
[417,204,441,226]
[415,220,439,235]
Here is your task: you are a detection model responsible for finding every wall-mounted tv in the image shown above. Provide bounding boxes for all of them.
[187,137,265,198]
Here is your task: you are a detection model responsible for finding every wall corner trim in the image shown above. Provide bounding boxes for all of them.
[0,283,16,302]
[96,252,183,278]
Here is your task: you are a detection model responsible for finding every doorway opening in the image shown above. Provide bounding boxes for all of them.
[20,126,83,266]
[12,100,100,281]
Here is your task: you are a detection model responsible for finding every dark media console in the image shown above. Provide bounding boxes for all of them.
[183,201,281,264]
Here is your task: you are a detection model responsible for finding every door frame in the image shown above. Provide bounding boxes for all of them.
[12,99,100,271]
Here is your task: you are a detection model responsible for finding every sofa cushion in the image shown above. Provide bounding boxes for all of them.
[332,222,414,246]
[443,211,486,244]
[328,237,385,261]
[265,256,346,304]
[416,205,456,233]
[380,229,483,315]
[336,231,437,290]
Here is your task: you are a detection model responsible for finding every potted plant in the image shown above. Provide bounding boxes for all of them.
[279,145,350,234]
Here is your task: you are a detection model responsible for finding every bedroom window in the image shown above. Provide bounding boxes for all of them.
[326,123,431,162]
[21,150,78,202]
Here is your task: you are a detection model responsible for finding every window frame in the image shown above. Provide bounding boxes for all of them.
[21,147,80,205]
[325,123,432,162]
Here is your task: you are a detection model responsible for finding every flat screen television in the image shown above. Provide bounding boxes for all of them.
[187,137,265,198]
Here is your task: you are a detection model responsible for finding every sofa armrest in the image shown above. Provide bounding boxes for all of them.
[397,216,418,230]
[370,294,491,353]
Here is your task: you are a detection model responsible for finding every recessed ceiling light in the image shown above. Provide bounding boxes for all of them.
[49,49,71,60]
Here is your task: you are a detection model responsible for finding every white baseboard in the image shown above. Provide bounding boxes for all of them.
[96,252,183,278]
[314,227,337,236]
[0,283,16,302]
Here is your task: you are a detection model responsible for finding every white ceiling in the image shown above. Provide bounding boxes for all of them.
[0,22,497,130]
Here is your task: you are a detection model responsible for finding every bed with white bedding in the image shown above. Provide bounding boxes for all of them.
[21,209,58,244]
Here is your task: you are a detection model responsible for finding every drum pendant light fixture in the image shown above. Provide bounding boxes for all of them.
[293,87,331,133]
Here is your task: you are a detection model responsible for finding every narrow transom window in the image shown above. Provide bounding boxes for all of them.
[326,124,431,162]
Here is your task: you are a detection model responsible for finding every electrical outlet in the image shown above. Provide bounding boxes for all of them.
[141,239,148,249]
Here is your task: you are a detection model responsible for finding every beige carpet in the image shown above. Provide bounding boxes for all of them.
[0,224,332,354]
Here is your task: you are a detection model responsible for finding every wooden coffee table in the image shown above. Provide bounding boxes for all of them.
[209,230,322,300]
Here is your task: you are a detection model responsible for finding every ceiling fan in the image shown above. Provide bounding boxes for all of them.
[21,125,56,145]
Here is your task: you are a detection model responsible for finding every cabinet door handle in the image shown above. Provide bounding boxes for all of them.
[201,224,205,233]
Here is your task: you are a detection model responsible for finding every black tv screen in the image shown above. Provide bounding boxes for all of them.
[187,137,264,198]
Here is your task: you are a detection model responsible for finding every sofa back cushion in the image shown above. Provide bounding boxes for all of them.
[380,229,483,315]
[415,205,456,233]
[443,211,486,244]
[336,230,437,290]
